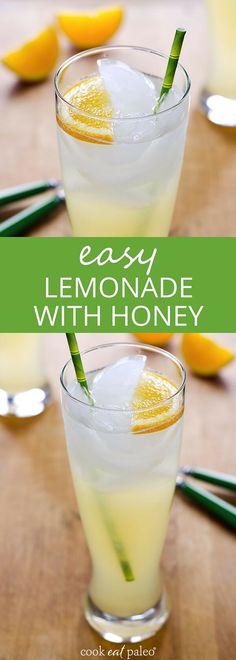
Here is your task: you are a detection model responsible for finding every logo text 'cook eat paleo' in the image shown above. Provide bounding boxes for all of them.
[80,645,157,658]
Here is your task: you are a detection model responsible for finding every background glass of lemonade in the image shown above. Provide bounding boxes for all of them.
[60,342,185,642]
[202,0,236,126]
[55,47,190,237]
[0,334,50,417]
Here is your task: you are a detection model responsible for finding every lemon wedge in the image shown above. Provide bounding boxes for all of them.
[182,333,234,376]
[2,26,59,82]
[134,333,174,347]
[57,6,124,49]
[132,370,183,434]
[57,75,113,143]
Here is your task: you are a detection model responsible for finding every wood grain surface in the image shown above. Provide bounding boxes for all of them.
[0,0,236,237]
[0,332,235,660]
[0,1,236,658]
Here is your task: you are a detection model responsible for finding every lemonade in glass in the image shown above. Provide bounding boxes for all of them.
[60,342,185,642]
[202,0,236,125]
[0,334,50,417]
[55,47,190,237]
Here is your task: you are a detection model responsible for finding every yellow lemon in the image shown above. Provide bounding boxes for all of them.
[132,370,183,434]
[182,333,234,376]
[57,75,113,143]
[57,6,124,48]
[2,26,59,82]
[134,333,174,347]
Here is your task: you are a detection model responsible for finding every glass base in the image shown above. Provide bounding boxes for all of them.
[84,591,170,643]
[201,89,236,127]
[0,384,51,418]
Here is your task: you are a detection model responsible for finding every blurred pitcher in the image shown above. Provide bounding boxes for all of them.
[0,334,50,417]
[201,0,236,126]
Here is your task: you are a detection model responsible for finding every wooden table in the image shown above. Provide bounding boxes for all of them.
[0,332,235,659]
[0,1,236,658]
[1,0,236,237]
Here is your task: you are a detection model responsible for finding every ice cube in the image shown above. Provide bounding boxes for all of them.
[92,355,146,410]
[97,58,156,118]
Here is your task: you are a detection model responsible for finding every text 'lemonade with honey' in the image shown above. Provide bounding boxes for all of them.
[61,343,185,642]
[55,47,190,236]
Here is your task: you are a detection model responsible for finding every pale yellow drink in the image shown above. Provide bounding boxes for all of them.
[0,334,46,393]
[57,98,186,238]
[59,179,179,238]
[0,334,49,418]
[70,423,182,617]
[55,48,190,237]
[61,346,185,641]
[206,0,236,97]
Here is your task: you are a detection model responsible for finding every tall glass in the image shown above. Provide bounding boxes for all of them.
[55,46,190,237]
[60,342,185,642]
[0,334,50,417]
[201,0,236,126]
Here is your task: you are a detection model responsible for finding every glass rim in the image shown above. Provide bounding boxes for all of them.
[60,341,186,413]
[54,44,191,122]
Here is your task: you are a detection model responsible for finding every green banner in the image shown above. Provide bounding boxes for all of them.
[0,237,235,332]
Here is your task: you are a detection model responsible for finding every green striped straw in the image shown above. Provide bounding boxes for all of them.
[65,332,135,581]
[66,333,93,402]
[176,477,236,530]
[96,490,135,582]
[153,28,186,113]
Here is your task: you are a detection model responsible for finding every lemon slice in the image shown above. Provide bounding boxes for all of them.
[57,75,113,143]
[2,26,59,82]
[182,334,234,376]
[57,6,124,49]
[132,370,183,434]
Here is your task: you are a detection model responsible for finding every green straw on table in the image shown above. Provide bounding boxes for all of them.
[65,332,135,582]
[0,191,64,237]
[0,179,59,207]
[176,477,236,530]
[181,466,236,492]
[153,27,186,113]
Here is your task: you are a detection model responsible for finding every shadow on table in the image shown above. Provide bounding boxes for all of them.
[7,77,49,99]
